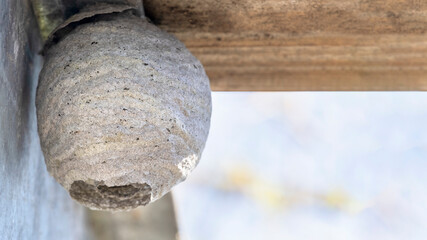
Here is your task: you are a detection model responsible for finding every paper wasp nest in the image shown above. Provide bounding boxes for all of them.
[36,5,211,211]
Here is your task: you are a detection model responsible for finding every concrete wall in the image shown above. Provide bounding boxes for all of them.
[0,0,86,239]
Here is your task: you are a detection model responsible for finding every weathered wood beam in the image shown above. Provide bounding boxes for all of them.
[32,0,427,91]
[144,0,427,91]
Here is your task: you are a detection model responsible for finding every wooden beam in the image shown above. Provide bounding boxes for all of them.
[144,0,427,91]
[88,193,178,240]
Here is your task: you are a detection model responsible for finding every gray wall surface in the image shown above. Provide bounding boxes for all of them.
[0,0,86,239]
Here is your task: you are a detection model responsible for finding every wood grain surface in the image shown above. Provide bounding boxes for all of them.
[144,0,427,91]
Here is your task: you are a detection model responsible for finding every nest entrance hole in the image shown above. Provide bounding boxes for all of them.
[70,180,151,210]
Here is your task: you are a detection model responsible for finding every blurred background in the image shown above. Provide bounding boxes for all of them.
[170,92,427,240]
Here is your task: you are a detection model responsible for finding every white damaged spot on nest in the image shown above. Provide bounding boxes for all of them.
[178,154,199,177]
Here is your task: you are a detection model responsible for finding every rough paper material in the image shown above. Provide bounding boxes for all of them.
[37,12,212,210]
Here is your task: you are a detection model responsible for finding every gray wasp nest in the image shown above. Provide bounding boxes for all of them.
[36,4,211,211]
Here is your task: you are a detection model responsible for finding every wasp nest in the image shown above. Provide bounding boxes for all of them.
[36,4,211,211]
